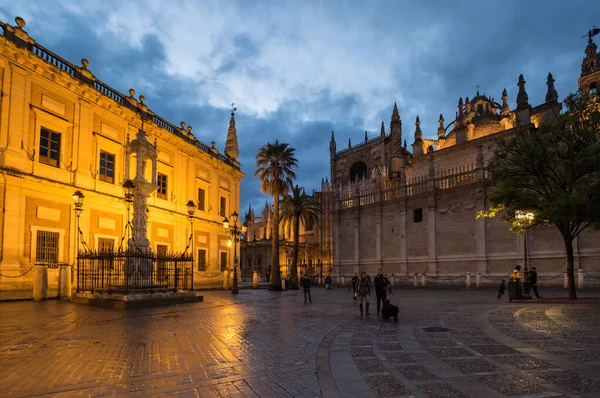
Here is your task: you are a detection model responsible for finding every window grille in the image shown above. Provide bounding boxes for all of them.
[197,188,206,211]
[36,230,59,263]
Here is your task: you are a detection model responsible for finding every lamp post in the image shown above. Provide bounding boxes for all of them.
[122,179,135,248]
[516,211,534,297]
[73,190,84,292]
[223,211,247,295]
[186,200,196,291]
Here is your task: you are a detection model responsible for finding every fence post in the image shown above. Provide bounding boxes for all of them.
[564,271,568,289]
[413,274,418,288]
[466,272,471,289]
[476,272,481,289]
[578,269,584,290]
[421,273,426,287]
[33,264,48,301]
[58,264,72,299]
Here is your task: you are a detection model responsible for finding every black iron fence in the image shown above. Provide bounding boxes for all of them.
[77,250,193,294]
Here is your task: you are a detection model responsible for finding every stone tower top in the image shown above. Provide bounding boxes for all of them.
[225,107,239,160]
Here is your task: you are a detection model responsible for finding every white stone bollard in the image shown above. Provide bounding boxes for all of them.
[252,271,259,288]
[476,272,481,288]
[341,275,345,286]
[413,274,418,288]
[58,264,72,299]
[390,274,395,288]
[578,269,584,290]
[223,270,230,290]
[33,264,48,301]
[564,271,568,289]
[466,272,471,289]
[229,270,235,289]
[421,273,426,287]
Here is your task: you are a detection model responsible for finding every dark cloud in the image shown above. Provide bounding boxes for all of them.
[2,0,599,214]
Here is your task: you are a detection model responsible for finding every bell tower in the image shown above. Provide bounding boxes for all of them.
[579,27,600,95]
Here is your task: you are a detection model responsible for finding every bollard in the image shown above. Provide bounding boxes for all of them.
[223,270,230,290]
[564,271,568,289]
[229,270,235,289]
[466,272,471,289]
[341,275,345,287]
[413,274,418,288]
[281,278,286,290]
[33,264,49,301]
[252,271,259,288]
[421,273,426,287]
[58,264,72,299]
[578,269,584,290]
[391,274,395,288]
[476,272,481,288]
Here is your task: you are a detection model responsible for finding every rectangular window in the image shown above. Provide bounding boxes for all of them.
[198,249,207,271]
[413,208,423,223]
[99,151,115,183]
[220,197,227,217]
[98,237,114,252]
[35,230,59,263]
[157,173,168,199]
[39,128,61,167]
[220,251,228,272]
[197,188,206,211]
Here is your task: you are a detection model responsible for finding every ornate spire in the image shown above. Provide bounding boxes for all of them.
[437,114,445,139]
[390,103,402,157]
[403,139,407,149]
[414,116,423,141]
[224,108,239,159]
[516,74,529,110]
[364,130,368,143]
[380,121,385,138]
[458,97,464,117]
[348,137,352,148]
[465,96,471,115]
[392,102,400,121]
[329,131,336,154]
[501,88,510,116]
[545,73,558,103]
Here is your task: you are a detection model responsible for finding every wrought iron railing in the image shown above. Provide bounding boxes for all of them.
[77,250,193,294]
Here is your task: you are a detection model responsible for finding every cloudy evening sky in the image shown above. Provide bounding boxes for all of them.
[1,1,599,213]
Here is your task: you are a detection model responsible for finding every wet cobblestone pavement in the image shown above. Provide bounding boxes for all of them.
[0,289,599,397]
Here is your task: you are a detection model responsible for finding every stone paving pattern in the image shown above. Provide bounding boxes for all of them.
[0,289,599,397]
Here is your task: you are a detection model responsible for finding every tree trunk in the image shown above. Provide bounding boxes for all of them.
[290,214,300,289]
[269,193,282,291]
[563,235,577,300]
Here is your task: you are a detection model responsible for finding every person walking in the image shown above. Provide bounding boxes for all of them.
[325,275,332,290]
[529,267,542,299]
[300,273,312,303]
[374,269,391,315]
[349,273,359,300]
[497,279,506,299]
[356,271,371,315]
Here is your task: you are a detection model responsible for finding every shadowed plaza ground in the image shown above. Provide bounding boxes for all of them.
[1,288,599,397]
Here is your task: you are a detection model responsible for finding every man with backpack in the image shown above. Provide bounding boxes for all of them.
[374,269,391,315]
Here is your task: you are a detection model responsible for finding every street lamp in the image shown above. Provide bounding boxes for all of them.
[72,190,84,292]
[223,211,247,295]
[516,210,534,297]
[122,179,135,248]
[186,200,196,291]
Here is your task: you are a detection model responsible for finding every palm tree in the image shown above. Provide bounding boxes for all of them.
[255,140,298,291]
[281,184,322,289]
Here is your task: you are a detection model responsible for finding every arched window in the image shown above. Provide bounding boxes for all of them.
[349,161,368,182]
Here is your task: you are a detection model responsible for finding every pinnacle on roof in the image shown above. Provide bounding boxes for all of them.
[516,74,529,110]
[545,73,558,103]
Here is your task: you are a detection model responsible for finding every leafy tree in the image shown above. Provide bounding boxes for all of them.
[483,92,600,299]
[255,140,298,291]
[280,185,323,289]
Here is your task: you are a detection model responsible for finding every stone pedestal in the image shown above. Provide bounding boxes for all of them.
[33,264,48,301]
[252,271,259,288]
[58,264,71,299]
[223,270,230,290]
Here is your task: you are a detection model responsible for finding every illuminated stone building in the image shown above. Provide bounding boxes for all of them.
[240,180,334,280]
[328,33,600,282]
[0,17,244,290]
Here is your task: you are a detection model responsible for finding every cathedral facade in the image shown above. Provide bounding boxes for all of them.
[0,17,244,290]
[328,34,600,284]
